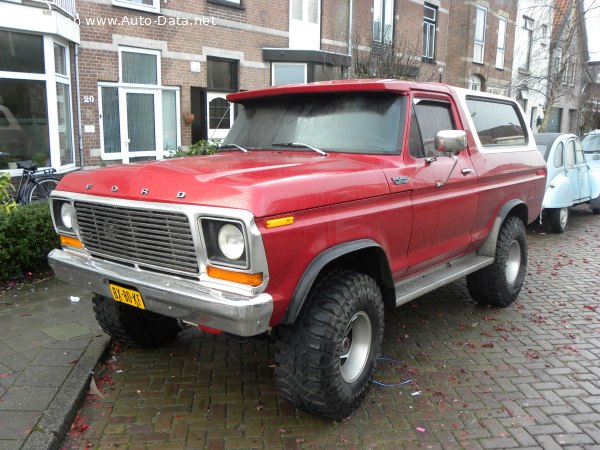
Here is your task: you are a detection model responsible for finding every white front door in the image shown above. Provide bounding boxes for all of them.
[119,89,160,163]
[207,92,234,140]
[289,0,321,50]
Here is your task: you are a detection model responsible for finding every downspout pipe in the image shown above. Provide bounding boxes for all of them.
[74,43,84,169]
[348,0,353,56]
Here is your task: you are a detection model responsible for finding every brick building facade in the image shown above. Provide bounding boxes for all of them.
[2,0,524,170]
[445,0,517,95]
[70,0,458,167]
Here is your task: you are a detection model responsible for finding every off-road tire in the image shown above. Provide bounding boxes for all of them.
[275,270,384,420]
[92,294,180,348]
[549,207,568,233]
[467,216,527,307]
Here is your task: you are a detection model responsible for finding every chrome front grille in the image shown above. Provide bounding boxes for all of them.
[74,202,199,276]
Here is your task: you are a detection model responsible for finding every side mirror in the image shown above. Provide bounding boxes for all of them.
[434,130,468,153]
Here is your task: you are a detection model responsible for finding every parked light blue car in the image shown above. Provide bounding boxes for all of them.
[535,133,600,233]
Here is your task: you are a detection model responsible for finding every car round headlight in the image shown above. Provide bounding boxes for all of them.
[60,202,73,229]
[217,224,245,260]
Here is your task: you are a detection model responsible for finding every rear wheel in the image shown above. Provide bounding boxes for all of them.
[275,270,384,420]
[549,207,569,233]
[25,177,59,203]
[92,294,180,348]
[467,216,527,307]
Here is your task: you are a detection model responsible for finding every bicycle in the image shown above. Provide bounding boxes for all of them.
[1,154,60,204]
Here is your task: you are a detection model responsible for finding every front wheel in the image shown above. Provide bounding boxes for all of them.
[275,270,384,420]
[92,294,180,348]
[467,216,527,307]
[25,177,59,203]
[549,207,569,233]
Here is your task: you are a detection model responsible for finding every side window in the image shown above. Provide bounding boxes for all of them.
[575,140,586,164]
[466,98,526,146]
[409,99,455,159]
[565,140,576,167]
[554,142,564,168]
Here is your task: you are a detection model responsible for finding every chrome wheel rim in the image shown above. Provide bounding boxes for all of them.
[559,208,568,229]
[506,240,521,285]
[340,311,372,383]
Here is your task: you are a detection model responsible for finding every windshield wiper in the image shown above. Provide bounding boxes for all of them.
[272,142,328,156]
[217,144,249,153]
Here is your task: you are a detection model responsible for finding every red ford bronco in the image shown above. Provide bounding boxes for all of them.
[48,80,546,419]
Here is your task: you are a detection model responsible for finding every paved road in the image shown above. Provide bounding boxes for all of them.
[64,208,600,449]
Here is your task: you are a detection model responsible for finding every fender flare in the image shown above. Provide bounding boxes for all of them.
[478,199,527,258]
[281,239,386,324]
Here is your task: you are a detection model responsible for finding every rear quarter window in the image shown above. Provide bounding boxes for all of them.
[466,97,527,147]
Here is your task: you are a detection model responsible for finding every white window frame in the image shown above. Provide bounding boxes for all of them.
[98,47,180,163]
[271,62,307,86]
[473,6,487,64]
[0,34,76,176]
[469,75,482,91]
[496,17,507,69]
[423,4,436,60]
[98,84,181,163]
[112,0,160,14]
[373,0,394,44]
[119,46,161,86]
[53,40,76,169]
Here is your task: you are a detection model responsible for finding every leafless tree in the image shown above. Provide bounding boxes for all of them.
[513,0,595,132]
[349,31,441,82]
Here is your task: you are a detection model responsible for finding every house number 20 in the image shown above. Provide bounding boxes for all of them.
[83,95,95,103]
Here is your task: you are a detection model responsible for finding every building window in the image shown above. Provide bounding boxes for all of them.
[272,62,307,86]
[496,17,507,69]
[423,4,437,61]
[206,58,238,139]
[111,0,160,14]
[522,16,534,72]
[469,74,483,91]
[289,0,321,49]
[0,31,75,172]
[207,58,238,91]
[373,0,394,44]
[120,50,159,85]
[99,47,180,163]
[209,0,241,7]
[547,107,561,133]
[473,6,487,64]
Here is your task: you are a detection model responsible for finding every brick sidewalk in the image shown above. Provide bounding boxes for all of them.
[0,278,109,449]
[64,209,600,449]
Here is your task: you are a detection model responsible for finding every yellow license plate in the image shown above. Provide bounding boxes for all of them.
[109,283,145,310]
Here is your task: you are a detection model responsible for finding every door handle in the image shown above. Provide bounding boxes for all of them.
[461,168,474,175]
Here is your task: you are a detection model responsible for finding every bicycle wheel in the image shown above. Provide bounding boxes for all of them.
[25,177,59,203]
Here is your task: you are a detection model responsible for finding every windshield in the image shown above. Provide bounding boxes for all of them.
[582,133,600,153]
[223,92,405,154]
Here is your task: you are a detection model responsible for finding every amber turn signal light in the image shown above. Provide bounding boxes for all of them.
[266,216,294,229]
[207,265,263,287]
[60,235,84,249]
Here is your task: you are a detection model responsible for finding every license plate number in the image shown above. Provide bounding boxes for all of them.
[109,283,145,310]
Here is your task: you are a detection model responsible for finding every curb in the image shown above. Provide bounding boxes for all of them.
[21,334,111,450]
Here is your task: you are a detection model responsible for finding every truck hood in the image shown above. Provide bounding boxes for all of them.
[57,153,391,217]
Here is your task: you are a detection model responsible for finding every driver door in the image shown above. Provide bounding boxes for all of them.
[404,95,479,274]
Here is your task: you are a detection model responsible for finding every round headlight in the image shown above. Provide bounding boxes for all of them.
[60,202,73,229]
[217,224,245,260]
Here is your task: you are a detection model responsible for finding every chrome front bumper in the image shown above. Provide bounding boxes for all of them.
[48,249,273,336]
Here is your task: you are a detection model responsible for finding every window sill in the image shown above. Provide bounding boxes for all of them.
[472,60,484,65]
[208,0,244,10]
